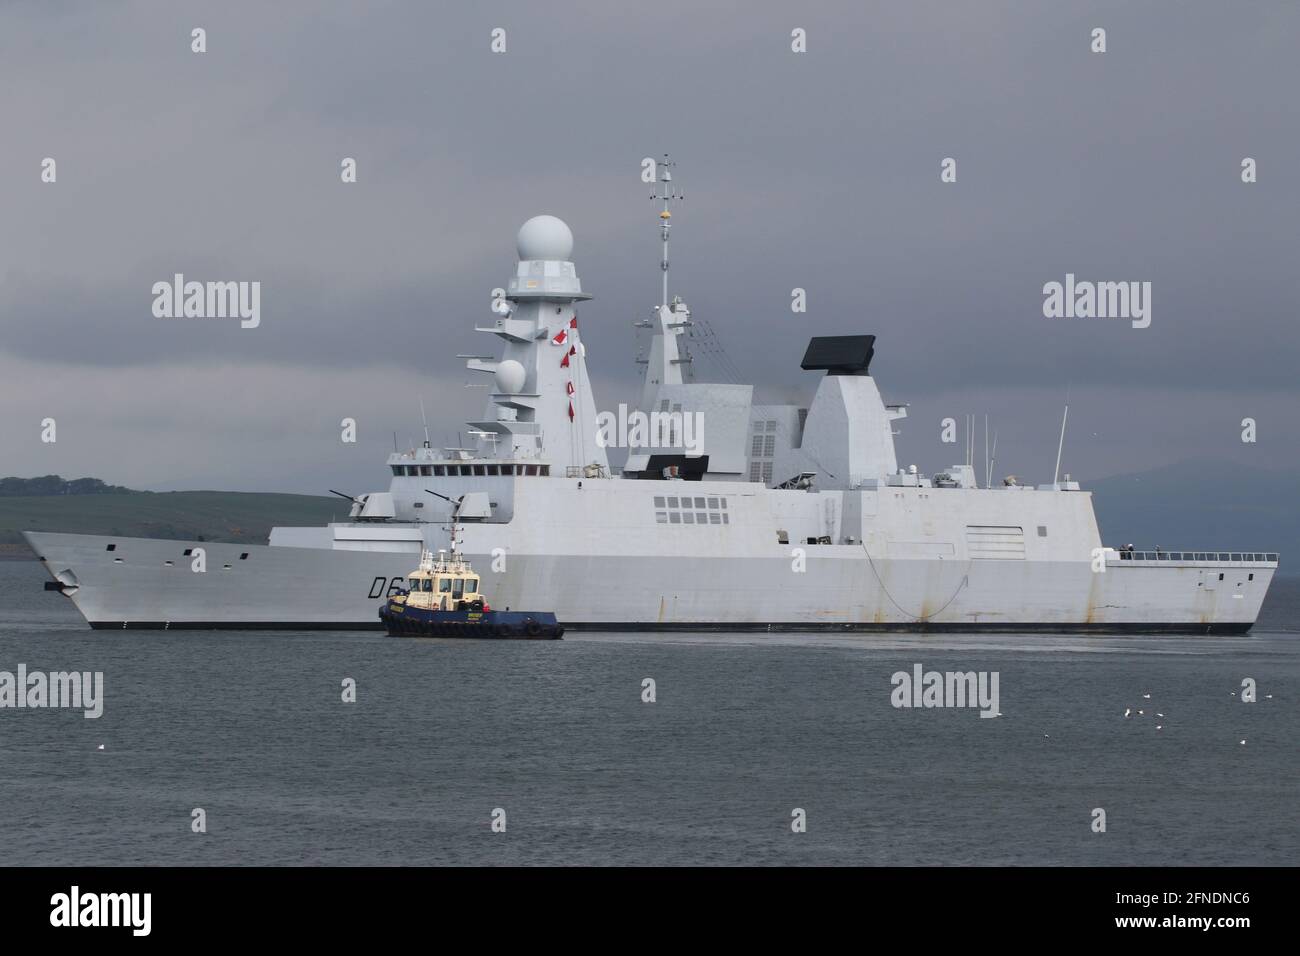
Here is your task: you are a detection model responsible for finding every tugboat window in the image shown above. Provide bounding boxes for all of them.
[439,579,452,593]
[467,579,478,593]
[453,579,465,598]
[423,579,433,592]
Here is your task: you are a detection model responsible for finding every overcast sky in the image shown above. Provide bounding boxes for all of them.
[2,0,1297,494]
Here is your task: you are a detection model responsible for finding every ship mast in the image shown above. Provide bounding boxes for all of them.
[654,153,680,308]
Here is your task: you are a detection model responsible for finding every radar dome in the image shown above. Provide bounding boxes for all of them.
[495,359,527,394]
[516,215,574,261]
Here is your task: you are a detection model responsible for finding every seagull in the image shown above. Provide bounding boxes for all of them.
[1156,713,1164,718]
[1138,710,1145,716]
[1142,693,1151,700]
[1156,725,1163,730]
[1043,734,1050,738]
[96,744,105,751]
[1124,708,1131,718]
[1240,739,1247,746]
[1265,694,1273,699]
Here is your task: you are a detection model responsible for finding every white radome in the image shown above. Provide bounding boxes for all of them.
[516,215,574,261]
[495,359,527,394]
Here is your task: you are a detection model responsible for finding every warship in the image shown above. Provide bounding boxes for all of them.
[26,160,1279,632]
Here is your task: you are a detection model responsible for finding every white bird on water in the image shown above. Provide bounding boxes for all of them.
[1156,712,1164,718]
[1240,739,1247,746]
[1124,708,1131,718]
[1156,725,1163,731]
[97,744,105,751]
[1142,693,1151,700]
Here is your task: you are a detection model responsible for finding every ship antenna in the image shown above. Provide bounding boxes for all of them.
[425,489,464,557]
[652,153,681,308]
[1052,404,1070,489]
[419,397,431,448]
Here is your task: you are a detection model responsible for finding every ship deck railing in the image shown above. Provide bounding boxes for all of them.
[1114,550,1279,565]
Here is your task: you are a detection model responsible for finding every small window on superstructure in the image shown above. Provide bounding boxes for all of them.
[440,578,452,593]
[541,465,550,476]
[473,465,486,477]
[413,501,424,509]
[526,465,538,476]
[423,579,433,592]
[410,578,420,590]
[1037,526,1047,537]
[391,465,401,476]
[467,579,478,593]
[487,465,499,476]
[419,466,431,477]
[433,465,446,477]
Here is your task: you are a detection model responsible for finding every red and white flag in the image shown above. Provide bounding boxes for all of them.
[565,381,575,396]
[569,316,578,329]
[551,329,567,346]
[567,401,575,422]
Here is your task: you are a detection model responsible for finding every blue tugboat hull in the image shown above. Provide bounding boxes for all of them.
[379,602,563,639]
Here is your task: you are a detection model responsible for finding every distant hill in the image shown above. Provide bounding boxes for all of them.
[0,475,133,496]
[1089,460,1296,571]
[0,489,340,558]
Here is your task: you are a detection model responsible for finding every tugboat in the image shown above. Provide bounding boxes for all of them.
[378,547,563,639]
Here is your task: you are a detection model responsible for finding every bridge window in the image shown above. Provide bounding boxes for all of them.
[453,579,464,598]
[466,579,478,593]
[410,578,420,590]
[439,579,452,593]
[423,580,433,592]
[656,512,668,523]
[434,465,446,476]
[487,465,499,476]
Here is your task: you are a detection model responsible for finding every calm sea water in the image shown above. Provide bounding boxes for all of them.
[0,559,1295,866]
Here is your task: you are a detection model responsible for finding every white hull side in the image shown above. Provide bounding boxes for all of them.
[24,530,1274,632]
